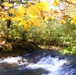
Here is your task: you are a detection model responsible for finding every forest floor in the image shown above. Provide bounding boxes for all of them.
[39,45,63,51]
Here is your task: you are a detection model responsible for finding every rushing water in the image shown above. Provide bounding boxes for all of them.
[0,49,76,75]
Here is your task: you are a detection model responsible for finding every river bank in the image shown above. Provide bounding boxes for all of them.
[0,41,38,58]
[0,43,64,58]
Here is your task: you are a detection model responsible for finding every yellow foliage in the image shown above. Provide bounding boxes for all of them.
[27,2,51,18]
[19,21,26,26]
[0,12,6,16]
[12,17,24,22]
[59,19,66,24]
[0,1,76,31]
[69,0,76,3]
[15,6,26,17]
[41,13,48,21]
[50,8,54,14]
[54,10,60,16]
[0,12,7,21]
[7,16,12,21]
[72,14,76,20]
[39,17,44,23]
[71,20,76,24]
[24,25,29,31]
[12,17,19,21]
[53,0,60,6]
[0,6,2,10]
[26,5,40,18]
[27,2,32,7]
[69,0,73,3]
[71,14,76,24]
[9,8,14,14]
[19,21,29,30]
[28,18,40,26]
[36,2,51,11]
[49,15,54,20]
[62,15,68,19]
[68,4,74,9]
[2,2,13,7]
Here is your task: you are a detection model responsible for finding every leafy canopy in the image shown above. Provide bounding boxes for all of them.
[0,0,76,30]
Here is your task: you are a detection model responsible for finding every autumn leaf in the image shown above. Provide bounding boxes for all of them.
[12,16,24,22]
[9,8,14,14]
[71,14,76,24]
[28,18,40,26]
[36,2,51,11]
[54,10,60,16]
[41,13,48,21]
[0,12,7,21]
[2,2,13,7]
[72,14,76,20]
[58,19,66,24]
[71,20,76,24]
[26,2,32,7]
[49,15,54,20]
[24,25,29,31]
[27,2,51,18]
[15,6,26,17]
[68,4,74,9]
[62,15,68,19]
[18,20,30,30]
[53,0,60,6]
[26,5,40,18]
[19,21,27,26]
[69,0,76,3]
[0,6,2,10]
[69,0,73,3]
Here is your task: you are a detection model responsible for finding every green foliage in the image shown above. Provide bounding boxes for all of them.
[0,16,76,53]
[27,22,52,43]
[0,1,76,53]
[26,19,76,47]
[60,46,76,54]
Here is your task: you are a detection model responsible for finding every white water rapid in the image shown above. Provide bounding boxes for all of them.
[18,56,69,75]
[0,50,76,75]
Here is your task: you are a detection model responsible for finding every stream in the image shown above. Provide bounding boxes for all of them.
[0,49,76,75]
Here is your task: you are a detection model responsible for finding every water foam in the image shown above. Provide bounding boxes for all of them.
[0,55,73,75]
[0,56,22,64]
[26,56,68,75]
[26,56,68,71]
[17,56,69,75]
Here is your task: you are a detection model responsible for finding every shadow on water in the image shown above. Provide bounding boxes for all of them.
[0,49,76,75]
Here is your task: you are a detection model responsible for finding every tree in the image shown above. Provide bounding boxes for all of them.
[0,0,76,52]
